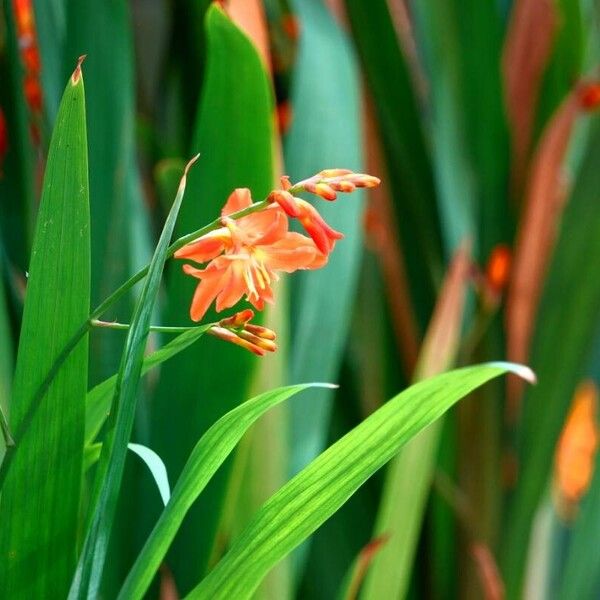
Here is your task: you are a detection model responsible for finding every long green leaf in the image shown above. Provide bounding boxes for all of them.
[0,63,90,598]
[345,0,442,324]
[118,383,331,600]
[68,156,198,599]
[64,0,144,384]
[285,0,364,478]
[149,5,275,588]
[85,325,211,445]
[187,363,535,599]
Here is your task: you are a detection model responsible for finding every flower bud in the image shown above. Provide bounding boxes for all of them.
[219,309,254,328]
[208,326,266,356]
[245,323,277,340]
[297,199,344,254]
[579,83,600,111]
[268,189,300,217]
[237,329,278,352]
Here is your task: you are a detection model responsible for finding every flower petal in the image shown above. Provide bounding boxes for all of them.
[174,228,231,263]
[189,276,224,321]
[222,188,253,216]
[262,232,323,272]
[215,263,248,312]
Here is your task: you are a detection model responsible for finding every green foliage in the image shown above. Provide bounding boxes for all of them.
[0,66,90,598]
[2,1,600,598]
[189,364,531,599]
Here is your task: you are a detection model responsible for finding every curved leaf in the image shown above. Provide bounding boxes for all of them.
[68,156,198,599]
[118,383,333,600]
[188,363,535,600]
[0,63,90,598]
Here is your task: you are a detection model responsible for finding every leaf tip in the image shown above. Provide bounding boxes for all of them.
[489,361,537,385]
[71,55,87,85]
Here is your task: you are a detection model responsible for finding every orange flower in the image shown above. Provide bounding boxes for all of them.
[554,380,599,518]
[175,188,328,321]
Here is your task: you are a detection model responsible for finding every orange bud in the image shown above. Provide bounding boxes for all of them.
[280,175,292,191]
[237,329,278,352]
[208,326,266,356]
[302,181,337,201]
[268,189,300,217]
[245,323,277,340]
[579,83,600,111]
[330,180,356,193]
[282,14,300,40]
[277,101,293,134]
[555,380,599,518]
[297,199,343,254]
[485,244,512,293]
[219,309,254,328]
[319,168,353,178]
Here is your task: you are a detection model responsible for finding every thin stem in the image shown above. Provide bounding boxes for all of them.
[91,320,200,334]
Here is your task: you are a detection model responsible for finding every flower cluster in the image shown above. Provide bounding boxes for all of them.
[208,309,277,356]
[175,169,380,322]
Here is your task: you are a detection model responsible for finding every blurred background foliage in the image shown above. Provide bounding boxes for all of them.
[1,0,600,597]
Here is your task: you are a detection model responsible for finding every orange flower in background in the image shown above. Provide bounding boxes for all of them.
[554,380,599,518]
[175,188,328,321]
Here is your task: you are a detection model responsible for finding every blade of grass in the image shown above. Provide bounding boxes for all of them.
[411,0,478,254]
[85,324,211,445]
[363,242,471,600]
[68,155,198,600]
[285,0,364,475]
[65,0,144,384]
[187,363,535,600]
[345,0,442,325]
[0,60,90,598]
[118,383,332,600]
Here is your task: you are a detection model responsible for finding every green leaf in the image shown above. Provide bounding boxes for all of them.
[127,443,171,506]
[118,383,332,600]
[411,0,478,254]
[501,120,600,596]
[285,0,364,475]
[0,64,90,598]
[85,325,211,445]
[149,5,275,588]
[345,0,442,324]
[187,363,535,600]
[64,0,144,384]
[68,156,198,599]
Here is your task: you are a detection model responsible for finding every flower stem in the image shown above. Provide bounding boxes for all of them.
[91,319,200,334]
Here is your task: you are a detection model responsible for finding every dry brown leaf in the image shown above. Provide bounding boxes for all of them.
[506,89,582,414]
[502,0,559,193]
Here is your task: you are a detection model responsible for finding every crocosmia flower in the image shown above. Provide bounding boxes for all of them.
[175,188,328,321]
